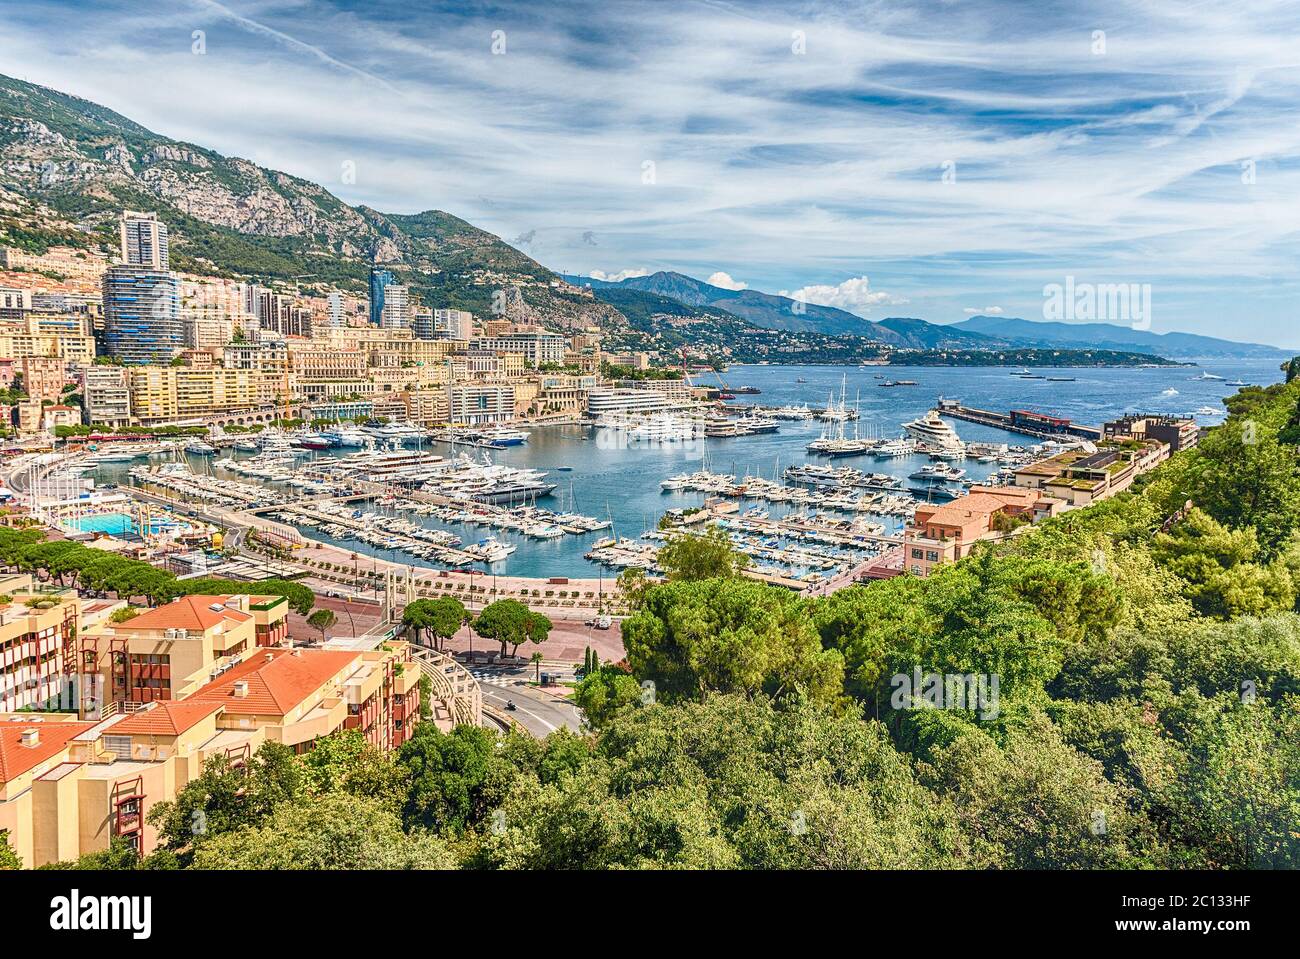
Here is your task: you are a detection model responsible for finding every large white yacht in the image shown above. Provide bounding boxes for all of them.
[598,412,702,444]
[321,427,370,448]
[364,421,427,443]
[903,410,963,450]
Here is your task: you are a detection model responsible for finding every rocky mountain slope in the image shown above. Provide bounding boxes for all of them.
[0,74,618,328]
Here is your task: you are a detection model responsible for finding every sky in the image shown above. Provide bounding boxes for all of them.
[1,0,1298,345]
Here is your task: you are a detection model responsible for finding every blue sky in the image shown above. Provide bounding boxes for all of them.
[2,0,1299,345]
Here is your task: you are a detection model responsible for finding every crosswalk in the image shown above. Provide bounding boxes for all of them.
[467,667,575,687]
[468,669,520,687]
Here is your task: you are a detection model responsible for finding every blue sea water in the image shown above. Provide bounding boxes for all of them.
[98,359,1286,578]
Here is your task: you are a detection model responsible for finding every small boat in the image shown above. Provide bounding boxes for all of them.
[1046,376,1076,382]
[185,441,216,455]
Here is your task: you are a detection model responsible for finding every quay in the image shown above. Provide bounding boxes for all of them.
[936,398,1103,441]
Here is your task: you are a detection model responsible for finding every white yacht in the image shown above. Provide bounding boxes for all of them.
[599,412,702,444]
[364,421,427,443]
[873,438,918,458]
[909,463,966,482]
[772,404,815,420]
[902,410,963,450]
[468,426,530,447]
[475,537,517,562]
[322,427,370,448]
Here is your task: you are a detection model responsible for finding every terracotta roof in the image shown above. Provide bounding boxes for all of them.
[0,719,96,784]
[115,596,252,633]
[187,648,360,715]
[921,493,1011,527]
[110,700,223,737]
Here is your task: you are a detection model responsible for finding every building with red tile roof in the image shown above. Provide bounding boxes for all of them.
[2,591,421,868]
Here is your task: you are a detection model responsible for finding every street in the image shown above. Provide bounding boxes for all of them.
[469,665,583,736]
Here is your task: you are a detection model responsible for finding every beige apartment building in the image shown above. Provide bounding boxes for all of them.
[0,579,80,714]
[127,367,277,423]
[0,246,109,281]
[16,355,67,404]
[1013,441,1166,509]
[309,327,458,367]
[0,592,422,867]
[0,314,96,362]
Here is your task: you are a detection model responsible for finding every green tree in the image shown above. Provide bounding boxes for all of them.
[622,577,844,707]
[473,599,548,659]
[172,577,314,615]
[1152,508,1295,618]
[300,729,407,808]
[397,723,518,832]
[403,596,466,651]
[0,829,21,869]
[656,525,750,581]
[306,608,336,642]
[190,793,453,870]
[573,664,642,729]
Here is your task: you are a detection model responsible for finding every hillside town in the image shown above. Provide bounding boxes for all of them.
[0,210,717,436]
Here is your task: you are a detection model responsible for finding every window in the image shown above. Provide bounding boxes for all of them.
[910,548,923,559]
[926,551,940,562]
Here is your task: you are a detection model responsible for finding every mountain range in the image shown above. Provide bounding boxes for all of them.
[0,73,1287,361]
[950,315,1286,359]
[569,272,1288,359]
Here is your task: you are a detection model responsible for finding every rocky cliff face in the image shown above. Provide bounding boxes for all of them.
[0,74,619,330]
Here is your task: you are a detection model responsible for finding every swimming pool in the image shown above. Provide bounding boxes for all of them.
[67,513,136,535]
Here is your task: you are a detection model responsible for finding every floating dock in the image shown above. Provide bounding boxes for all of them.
[936,398,1102,441]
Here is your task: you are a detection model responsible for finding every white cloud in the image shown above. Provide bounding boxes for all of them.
[6,0,1300,341]
[706,271,747,290]
[589,268,649,282]
[779,277,905,315]
[963,306,1004,315]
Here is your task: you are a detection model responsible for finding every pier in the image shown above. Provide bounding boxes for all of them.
[936,398,1102,441]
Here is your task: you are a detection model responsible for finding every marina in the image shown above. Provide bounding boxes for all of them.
[66,360,1281,583]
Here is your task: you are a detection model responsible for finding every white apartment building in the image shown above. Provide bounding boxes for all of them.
[327,292,345,327]
[586,388,670,417]
[447,383,515,425]
[379,284,411,329]
[433,309,473,341]
[0,288,32,316]
[473,329,565,368]
[82,367,133,428]
[120,211,170,269]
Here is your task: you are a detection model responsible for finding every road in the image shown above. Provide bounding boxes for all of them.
[468,665,583,736]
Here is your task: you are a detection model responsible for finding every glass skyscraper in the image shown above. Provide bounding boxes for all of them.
[102,266,182,364]
[101,211,183,364]
[369,269,394,325]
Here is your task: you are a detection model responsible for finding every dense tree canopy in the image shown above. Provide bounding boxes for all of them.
[26,367,1300,872]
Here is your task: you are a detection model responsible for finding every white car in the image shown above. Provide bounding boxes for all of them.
[593,615,613,630]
